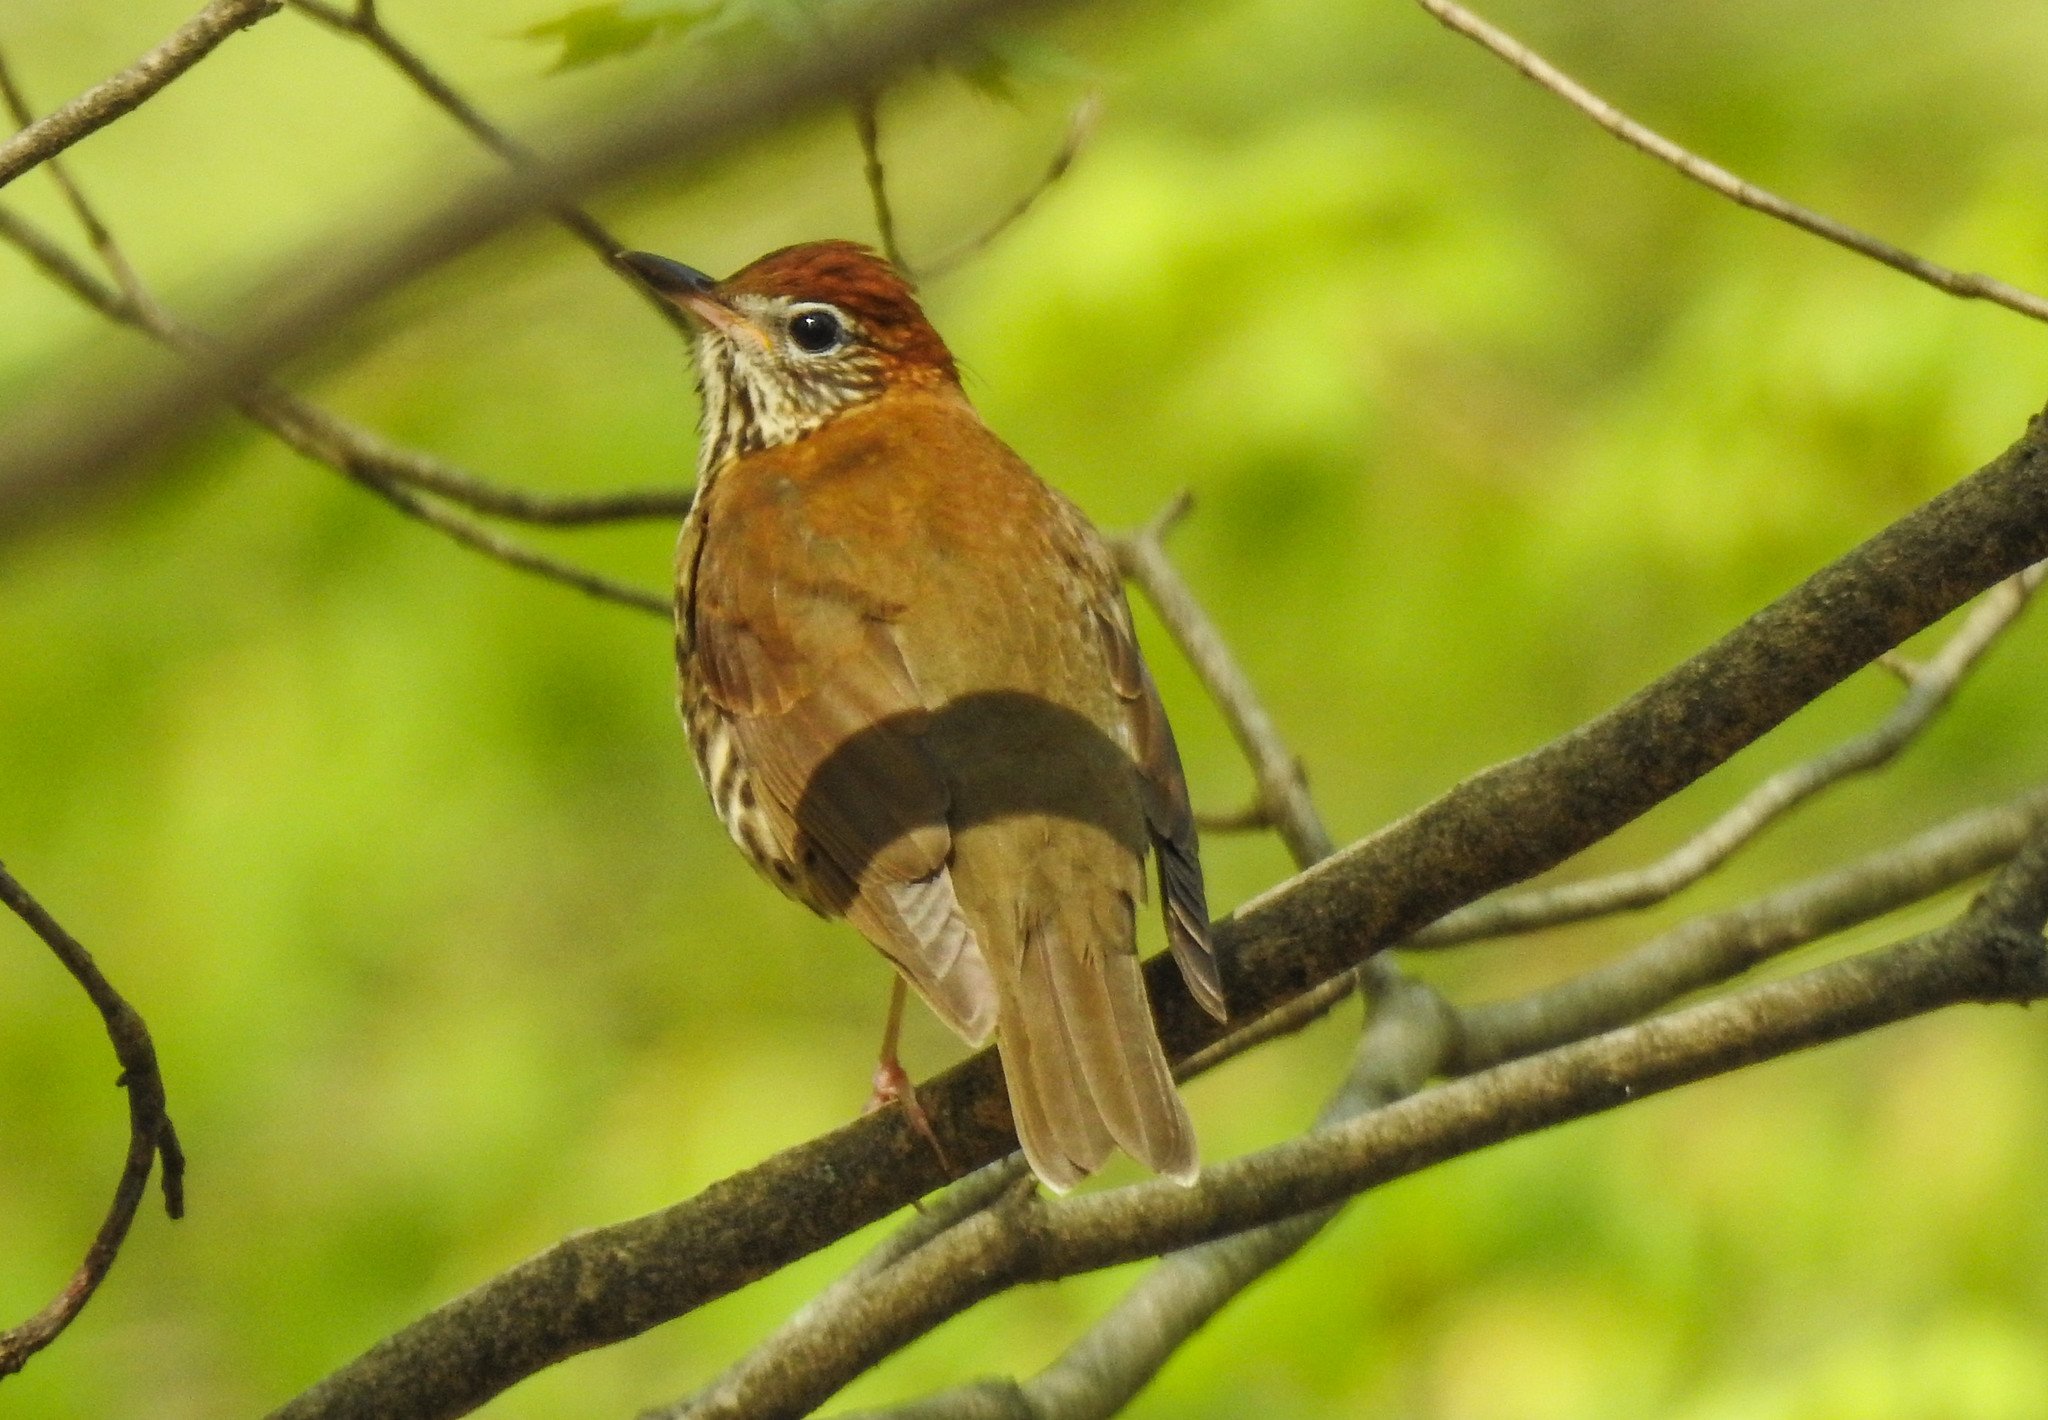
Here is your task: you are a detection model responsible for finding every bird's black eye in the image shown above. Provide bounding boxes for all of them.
[787,307,845,354]
[788,308,843,353]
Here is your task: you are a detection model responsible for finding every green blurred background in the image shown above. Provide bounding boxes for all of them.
[5,0,2048,1415]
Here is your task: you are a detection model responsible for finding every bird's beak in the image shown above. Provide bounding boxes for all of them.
[617,250,764,349]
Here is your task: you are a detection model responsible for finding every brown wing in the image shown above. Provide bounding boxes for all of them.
[1059,508,1226,1023]
[682,497,996,1044]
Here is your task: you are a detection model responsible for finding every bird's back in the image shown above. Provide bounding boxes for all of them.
[682,383,1210,1186]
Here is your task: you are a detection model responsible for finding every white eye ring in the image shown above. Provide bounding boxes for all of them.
[786,305,847,355]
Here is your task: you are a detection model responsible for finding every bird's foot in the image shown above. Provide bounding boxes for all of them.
[865,1056,955,1182]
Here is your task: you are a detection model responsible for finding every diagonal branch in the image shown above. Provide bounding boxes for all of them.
[285,0,695,337]
[267,403,2048,1420]
[918,93,1099,281]
[1112,492,1332,868]
[1412,560,2045,947]
[1415,0,2048,325]
[710,830,2048,1419]
[0,861,184,1378]
[0,0,282,192]
[0,0,1079,543]
[704,516,2048,1420]
[0,63,676,613]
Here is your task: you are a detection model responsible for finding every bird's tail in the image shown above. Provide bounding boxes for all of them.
[996,901,1196,1192]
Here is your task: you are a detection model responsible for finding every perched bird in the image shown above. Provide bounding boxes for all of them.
[621,240,1226,1190]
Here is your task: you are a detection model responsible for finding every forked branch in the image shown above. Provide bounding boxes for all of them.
[854,88,1099,283]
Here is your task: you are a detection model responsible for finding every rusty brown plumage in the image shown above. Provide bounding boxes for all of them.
[625,240,1225,1189]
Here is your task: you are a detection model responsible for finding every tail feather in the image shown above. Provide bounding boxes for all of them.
[1043,913,1196,1183]
[1000,957,1113,1191]
[998,902,1197,1191]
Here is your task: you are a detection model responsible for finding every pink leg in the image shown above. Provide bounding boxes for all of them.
[863,977,953,1176]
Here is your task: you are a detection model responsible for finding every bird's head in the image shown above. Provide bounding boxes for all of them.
[620,240,958,477]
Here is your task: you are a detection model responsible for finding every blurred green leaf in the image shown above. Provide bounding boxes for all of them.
[520,0,723,71]
[519,0,1080,93]
[955,30,1090,100]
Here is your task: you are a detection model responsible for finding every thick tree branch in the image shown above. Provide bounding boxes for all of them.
[684,832,2048,1418]
[0,861,183,1378]
[1415,0,2048,325]
[0,0,282,192]
[703,541,2048,1420]
[1413,565,2043,947]
[267,405,2048,1420]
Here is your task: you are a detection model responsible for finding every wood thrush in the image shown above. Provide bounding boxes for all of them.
[621,240,1226,1190]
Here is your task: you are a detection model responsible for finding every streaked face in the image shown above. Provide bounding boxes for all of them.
[688,291,886,475]
[620,242,957,479]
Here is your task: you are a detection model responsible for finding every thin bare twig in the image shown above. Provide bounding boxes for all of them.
[856,88,1096,282]
[0,58,677,612]
[0,56,144,300]
[1192,798,1274,834]
[1114,491,1371,1087]
[853,95,910,274]
[0,861,183,1378]
[920,92,1101,280]
[0,203,670,611]
[0,0,1073,546]
[286,0,695,337]
[1111,491,1333,867]
[1450,782,2048,1071]
[1416,0,2048,326]
[1414,561,2047,948]
[0,0,282,192]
